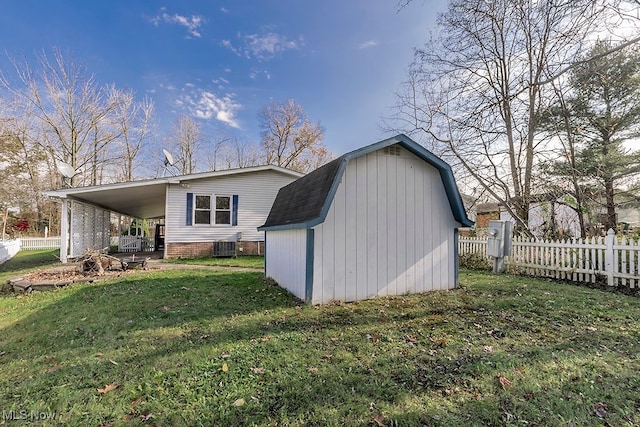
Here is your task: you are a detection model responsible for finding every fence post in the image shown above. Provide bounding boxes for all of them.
[605,228,615,286]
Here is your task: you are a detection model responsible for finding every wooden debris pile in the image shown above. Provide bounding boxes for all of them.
[76,249,126,275]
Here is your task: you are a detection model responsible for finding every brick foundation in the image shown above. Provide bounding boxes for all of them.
[165,241,264,259]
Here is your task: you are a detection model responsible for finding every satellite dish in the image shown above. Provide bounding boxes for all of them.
[163,149,175,166]
[56,160,77,179]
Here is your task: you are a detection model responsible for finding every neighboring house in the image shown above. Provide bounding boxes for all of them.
[45,166,302,262]
[259,134,473,305]
[496,193,640,238]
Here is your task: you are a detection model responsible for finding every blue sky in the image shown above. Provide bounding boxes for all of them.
[0,1,446,155]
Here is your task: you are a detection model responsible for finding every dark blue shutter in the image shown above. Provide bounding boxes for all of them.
[186,192,193,226]
[232,194,239,226]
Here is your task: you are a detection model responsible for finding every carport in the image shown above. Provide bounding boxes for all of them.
[46,178,172,263]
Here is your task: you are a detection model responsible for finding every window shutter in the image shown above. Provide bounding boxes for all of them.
[232,194,239,226]
[186,193,193,226]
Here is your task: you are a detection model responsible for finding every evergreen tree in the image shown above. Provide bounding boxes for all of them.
[543,40,640,234]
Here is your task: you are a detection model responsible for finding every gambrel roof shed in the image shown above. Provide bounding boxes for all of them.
[259,134,473,304]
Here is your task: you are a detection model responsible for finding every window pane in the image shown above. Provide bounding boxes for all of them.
[216,196,230,210]
[215,211,231,225]
[195,195,211,209]
[195,210,211,224]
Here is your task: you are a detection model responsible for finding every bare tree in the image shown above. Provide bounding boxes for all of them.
[391,0,630,235]
[259,99,330,173]
[168,115,202,175]
[207,137,261,171]
[0,99,55,234]
[109,87,155,181]
[0,48,121,187]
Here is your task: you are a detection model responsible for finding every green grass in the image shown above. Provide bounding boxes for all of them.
[163,255,264,269]
[1,253,640,425]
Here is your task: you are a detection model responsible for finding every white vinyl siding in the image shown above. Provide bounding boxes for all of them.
[312,147,459,304]
[265,229,307,301]
[165,170,297,244]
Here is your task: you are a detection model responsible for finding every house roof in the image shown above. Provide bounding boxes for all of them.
[44,165,303,219]
[259,134,474,230]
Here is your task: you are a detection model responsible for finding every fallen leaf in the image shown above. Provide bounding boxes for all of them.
[498,376,512,389]
[308,367,318,373]
[233,398,245,407]
[47,363,61,373]
[222,362,229,372]
[221,353,230,359]
[140,413,153,422]
[372,414,386,427]
[593,402,607,418]
[97,383,118,394]
[131,396,143,406]
[250,367,264,374]
[95,352,104,357]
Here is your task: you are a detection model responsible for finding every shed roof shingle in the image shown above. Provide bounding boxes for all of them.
[260,155,344,228]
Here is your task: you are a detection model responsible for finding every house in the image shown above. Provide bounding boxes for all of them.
[258,134,473,305]
[45,165,303,262]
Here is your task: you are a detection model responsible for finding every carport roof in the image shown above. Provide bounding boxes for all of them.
[45,165,303,219]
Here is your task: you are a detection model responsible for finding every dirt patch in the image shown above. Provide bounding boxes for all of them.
[23,266,136,283]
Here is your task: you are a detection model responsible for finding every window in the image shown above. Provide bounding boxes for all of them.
[194,195,211,224]
[215,196,231,225]
[187,192,238,226]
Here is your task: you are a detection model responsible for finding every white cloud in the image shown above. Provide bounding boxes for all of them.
[358,40,378,49]
[249,69,271,80]
[178,89,241,128]
[148,8,204,38]
[222,31,302,60]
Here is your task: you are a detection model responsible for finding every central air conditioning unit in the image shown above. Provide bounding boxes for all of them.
[213,241,236,257]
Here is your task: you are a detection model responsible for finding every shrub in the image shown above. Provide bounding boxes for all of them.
[459,252,491,271]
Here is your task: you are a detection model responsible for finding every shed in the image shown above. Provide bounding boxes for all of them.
[258,134,473,304]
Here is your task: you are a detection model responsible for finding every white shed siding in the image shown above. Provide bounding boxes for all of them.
[265,229,308,301]
[312,147,458,304]
[165,170,296,244]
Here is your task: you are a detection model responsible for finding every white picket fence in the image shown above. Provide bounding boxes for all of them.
[118,236,154,252]
[19,237,62,250]
[460,229,640,288]
[13,236,147,252]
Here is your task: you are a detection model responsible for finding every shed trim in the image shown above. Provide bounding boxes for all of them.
[305,228,315,303]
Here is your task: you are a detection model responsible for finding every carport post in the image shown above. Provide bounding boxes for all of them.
[60,199,68,263]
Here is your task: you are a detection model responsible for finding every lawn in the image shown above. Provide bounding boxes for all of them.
[163,255,264,269]
[1,253,639,426]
